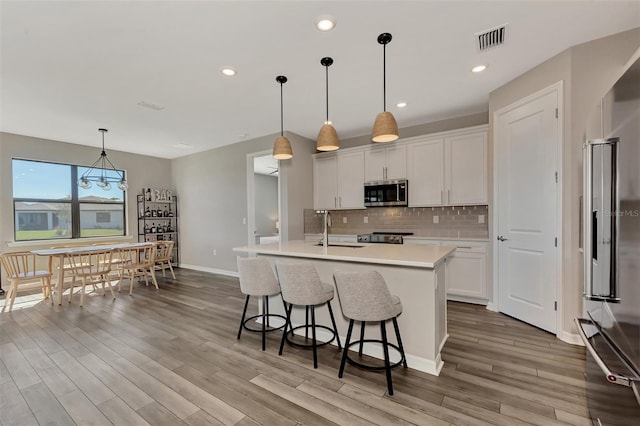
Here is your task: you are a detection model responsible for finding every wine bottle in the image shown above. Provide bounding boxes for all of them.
[145,206,151,217]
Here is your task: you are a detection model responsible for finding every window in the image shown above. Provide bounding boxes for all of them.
[12,159,126,241]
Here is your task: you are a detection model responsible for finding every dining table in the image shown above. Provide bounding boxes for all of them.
[32,241,151,305]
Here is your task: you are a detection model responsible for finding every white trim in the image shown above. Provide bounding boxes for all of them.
[485,302,499,312]
[492,81,564,337]
[179,264,238,278]
[558,331,584,346]
[246,150,284,250]
[7,235,134,248]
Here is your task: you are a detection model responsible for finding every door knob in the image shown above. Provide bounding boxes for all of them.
[497,236,509,242]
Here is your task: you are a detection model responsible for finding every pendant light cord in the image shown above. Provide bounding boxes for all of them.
[382,42,387,112]
[325,65,329,122]
[280,82,284,136]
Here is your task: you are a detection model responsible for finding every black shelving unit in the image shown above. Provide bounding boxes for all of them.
[137,194,179,266]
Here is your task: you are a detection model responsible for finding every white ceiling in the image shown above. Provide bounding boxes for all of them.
[1,1,639,159]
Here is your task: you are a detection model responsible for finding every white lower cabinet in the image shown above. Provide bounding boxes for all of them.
[404,238,488,303]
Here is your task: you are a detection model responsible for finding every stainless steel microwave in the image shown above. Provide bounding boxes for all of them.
[364,179,408,207]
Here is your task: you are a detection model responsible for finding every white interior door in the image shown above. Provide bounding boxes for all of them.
[496,87,560,334]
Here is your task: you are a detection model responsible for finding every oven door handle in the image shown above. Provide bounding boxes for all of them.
[574,318,639,393]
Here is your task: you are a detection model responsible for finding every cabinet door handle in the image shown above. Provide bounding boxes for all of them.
[334,197,337,208]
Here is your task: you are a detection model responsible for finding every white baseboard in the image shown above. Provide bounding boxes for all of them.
[485,302,499,312]
[179,264,238,278]
[558,331,584,346]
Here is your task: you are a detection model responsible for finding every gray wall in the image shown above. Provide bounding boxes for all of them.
[488,27,640,340]
[254,173,278,236]
[171,131,314,274]
[0,132,172,254]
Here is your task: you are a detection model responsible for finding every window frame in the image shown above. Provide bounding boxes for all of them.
[12,158,127,241]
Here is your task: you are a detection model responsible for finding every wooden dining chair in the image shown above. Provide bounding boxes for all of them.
[63,248,115,307]
[0,251,53,312]
[116,244,158,295]
[154,240,176,279]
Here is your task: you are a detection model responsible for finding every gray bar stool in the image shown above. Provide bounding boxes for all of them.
[276,262,342,368]
[333,270,407,395]
[237,256,287,351]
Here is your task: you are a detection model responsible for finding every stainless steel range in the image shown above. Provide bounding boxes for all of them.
[357,232,413,244]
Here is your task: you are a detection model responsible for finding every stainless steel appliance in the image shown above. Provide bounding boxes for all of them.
[357,232,413,244]
[577,55,640,425]
[363,179,408,207]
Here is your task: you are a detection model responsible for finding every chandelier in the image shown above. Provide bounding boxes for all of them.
[77,128,128,191]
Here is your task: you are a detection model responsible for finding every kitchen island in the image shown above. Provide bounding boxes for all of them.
[233,240,455,375]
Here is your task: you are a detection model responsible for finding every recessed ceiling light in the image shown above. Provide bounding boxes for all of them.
[472,65,487,73]
[315,15,336,32]
[396,102,407,108]
[221,67,237,76]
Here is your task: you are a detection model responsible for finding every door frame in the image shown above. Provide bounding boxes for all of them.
[491,81,564,336]
[246,150,284,251]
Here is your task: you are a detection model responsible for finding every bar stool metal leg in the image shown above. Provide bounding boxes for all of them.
[238,295,250,340]
[359,322,366,356]
[327,301,342,349]
[339,319,355,378]
[261,296,267,351]
[381,321,394,395]
[311,305,318,368]
[392,317,408,368]
[279,302,294,355]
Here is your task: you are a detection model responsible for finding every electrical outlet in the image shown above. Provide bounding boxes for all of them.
[364,216,368,224]
[343,217,347,224]
[478,215,485,224]
[242,217,247,225]
[213,249,217,256]
[433,215,439,224]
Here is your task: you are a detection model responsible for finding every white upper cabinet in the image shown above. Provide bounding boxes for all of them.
[445,132,488,205]
[337,151,365,209]
[364,145,406,182]
[406,127,487,206]
[406,139,445,206]
[313,155,338,210]
[314,125,487,209]
[313,151,364,210]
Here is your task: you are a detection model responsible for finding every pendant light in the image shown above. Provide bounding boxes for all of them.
[78,128,128,191]
[273,75,293,160]
[317,57,339,151]
[372,32,399,143]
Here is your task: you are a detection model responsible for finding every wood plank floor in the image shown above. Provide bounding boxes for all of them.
[0,268,590,425]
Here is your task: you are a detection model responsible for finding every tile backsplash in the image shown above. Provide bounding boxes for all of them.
[304,205,489,239]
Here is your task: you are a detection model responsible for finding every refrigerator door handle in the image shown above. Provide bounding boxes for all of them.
[575,318,639,390]
[583,137,621,302]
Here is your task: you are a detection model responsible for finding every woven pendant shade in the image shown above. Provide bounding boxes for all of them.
[273,135,293,159]
[317,123,339,151]
[372,111,399,143]
[272,75,293,160]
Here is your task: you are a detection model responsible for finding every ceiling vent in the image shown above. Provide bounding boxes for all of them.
[476,24,507,51]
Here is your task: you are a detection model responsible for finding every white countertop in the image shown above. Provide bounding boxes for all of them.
[234,240,455,268]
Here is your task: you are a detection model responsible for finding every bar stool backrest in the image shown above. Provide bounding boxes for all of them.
[333,270,397,322]
[276,262,326,306]
[237,257,280,296]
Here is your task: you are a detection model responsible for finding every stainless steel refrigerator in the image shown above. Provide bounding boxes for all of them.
[578,54,640,425]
